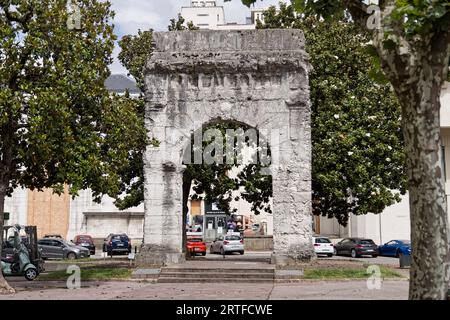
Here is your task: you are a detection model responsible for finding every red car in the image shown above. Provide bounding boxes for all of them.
[187,239,207,256]
[73,235,96,255]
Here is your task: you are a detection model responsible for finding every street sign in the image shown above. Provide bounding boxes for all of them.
[3,212,9,221]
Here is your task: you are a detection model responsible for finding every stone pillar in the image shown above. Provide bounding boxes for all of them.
[271,102,316,266]
[136,137,185,265]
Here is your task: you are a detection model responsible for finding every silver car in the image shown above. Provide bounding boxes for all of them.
[38,238,90,260]
[210,234,244,255]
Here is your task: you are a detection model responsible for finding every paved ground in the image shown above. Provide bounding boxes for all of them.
[1,251,409,300]
[1,279,408,300]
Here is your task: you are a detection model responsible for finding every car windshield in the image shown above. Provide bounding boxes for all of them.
[315,238,331,243]
[225,235,241,241]
[78,237,92,243]
[112,235,128,241]
[188,239,203,243]
[359,239,375,245]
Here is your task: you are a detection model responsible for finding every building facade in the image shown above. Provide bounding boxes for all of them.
[180,0,265,30]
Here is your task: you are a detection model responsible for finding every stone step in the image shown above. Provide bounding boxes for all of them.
[159,272,274,279]
[157,277,274,284]
[160,268,274,274]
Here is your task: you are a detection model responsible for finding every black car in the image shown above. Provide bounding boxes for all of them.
[103,234,132,256]
[334,238,378,258]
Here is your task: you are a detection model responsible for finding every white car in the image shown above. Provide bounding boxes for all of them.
[210,234,244,255]
[313,236,334,257]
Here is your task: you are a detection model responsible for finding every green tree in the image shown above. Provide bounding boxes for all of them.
[258,2,406,228]
[0,0,145,294]
[168,13,200,31]
[239,0,450,300]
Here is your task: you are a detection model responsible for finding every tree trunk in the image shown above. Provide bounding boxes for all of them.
[397,68,450,299]
[0,186,15,294]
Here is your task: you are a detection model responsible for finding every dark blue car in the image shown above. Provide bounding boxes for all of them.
[378,240,411,257]
[103,234,131,256]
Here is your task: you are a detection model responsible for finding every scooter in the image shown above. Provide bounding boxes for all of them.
[1,225,38,281]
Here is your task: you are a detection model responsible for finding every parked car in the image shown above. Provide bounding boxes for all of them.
[43,234,63,239]
[38,238,90,260]
[103,234,132,256]
[73,235,96,255]
[187,239,207,256]
[334,238,378,258]
[312,236,334,257]
[210,233,244,255]
[378,240,411,257]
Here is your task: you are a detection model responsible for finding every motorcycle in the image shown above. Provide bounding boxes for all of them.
[1,225,39,281]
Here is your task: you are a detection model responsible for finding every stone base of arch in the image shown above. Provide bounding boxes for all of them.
[135,245,185,266]
[136,29,315,267]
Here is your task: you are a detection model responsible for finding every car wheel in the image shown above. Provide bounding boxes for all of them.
[220,248,225,255]
[240,251,244,255]
[351,249,357,258]
[202,252,206,256]
[209,246,214,254]
[67,252,76,260]
[395,249,400,258]
[334,248,338,256]
[327,253,333,257]
[372,255,378,258]
[25,268,37,281]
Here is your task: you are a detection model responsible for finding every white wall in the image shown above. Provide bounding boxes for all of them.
[349,194,411,245]
[85,214,144,239]
[180,5,225,29]
[67,190,144,240]
[3,188,28,226]
[318,216,348,237]
[440,82,450,127]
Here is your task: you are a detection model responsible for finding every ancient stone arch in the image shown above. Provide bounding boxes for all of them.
[137,29,314,266]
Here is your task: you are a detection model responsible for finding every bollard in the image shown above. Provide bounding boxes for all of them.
[399,253,411,268]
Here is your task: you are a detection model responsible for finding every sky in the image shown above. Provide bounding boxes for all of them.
[109,0,282,74]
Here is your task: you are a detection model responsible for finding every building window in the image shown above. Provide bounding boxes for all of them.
[217,14,220,22]
[197,13,209,16]
[197,23,209,26]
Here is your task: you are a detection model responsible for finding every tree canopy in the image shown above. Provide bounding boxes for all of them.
[0,0,145,293]
[258,3,406,225]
